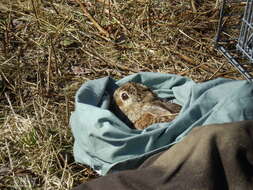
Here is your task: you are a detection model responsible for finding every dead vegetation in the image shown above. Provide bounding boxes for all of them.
[0,0,246,189]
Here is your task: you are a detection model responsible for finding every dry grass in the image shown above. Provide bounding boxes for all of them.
[0,0,246,189]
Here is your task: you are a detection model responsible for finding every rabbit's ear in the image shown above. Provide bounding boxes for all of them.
[147,101,181,114]
[159,102,182,114]
[142,104,170,116]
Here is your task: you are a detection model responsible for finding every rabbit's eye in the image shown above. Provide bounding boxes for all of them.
[121,92,129,100]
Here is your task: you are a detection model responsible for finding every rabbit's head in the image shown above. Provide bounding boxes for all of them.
[113,82,156,109]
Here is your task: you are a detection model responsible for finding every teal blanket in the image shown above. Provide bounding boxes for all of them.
[70,72,253,175]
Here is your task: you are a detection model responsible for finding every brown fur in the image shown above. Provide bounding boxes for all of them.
[113,82,182,130]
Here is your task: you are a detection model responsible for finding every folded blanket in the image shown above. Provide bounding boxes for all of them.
[70,72,253,175]
[73,120,253,190]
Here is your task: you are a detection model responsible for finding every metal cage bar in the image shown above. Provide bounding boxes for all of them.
[237,0,253,60]
[215,0,253,81]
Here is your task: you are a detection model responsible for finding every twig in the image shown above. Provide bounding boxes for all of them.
[214,0,221,9]
[0,55,15,66]
[74,0,110,38]
[191,0,197,13]
[64,90,69,125]
[49,0,59,15]
[81,48,139,73]
[47,46,52,93]
[103,8,131,36]
[208,62,225,79]
[31,0,40,28]
[49,36,60,76]
[95,0,111,6]
[168,48,215,74]
[214,70,237,78]
[4,139,20,188]
[5,93,16,116]
[178,29,201,45]
[179,62,208,75]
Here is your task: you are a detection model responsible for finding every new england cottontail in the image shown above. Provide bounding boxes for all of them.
[113,82,181,130]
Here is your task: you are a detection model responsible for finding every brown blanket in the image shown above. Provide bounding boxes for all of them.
[73,121,253,190]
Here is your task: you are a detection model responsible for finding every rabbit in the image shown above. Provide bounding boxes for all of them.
[113,82,181,130]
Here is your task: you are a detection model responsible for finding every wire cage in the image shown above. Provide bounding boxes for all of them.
[215,0,253,81]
